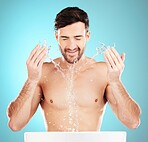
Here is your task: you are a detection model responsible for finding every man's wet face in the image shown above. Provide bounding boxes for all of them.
[56,22,90,64]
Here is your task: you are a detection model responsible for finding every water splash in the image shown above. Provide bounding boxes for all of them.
[41,40,66,78]
[91,42,107,59]
[40,40,115,131]
[75,42,115,73]
[65,67,79,131]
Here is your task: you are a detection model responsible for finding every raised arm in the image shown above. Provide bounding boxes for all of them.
[7,44,47,131]
[104,47,141,129]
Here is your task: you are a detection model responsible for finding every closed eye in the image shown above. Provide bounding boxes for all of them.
[62,38,68,40]
[75,36,83,40]
[75,37,82,40]
[60,36,69,41]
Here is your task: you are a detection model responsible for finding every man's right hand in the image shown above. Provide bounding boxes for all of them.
[26,44,48,83]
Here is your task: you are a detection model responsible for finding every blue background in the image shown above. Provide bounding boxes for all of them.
[0,0,147,142]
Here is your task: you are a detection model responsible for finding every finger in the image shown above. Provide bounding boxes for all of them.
[110,48,125,71]
[108,48,124,70]
[38,53,47,68]
[105,49,117,69]
[34,48,47,66]
[111,48,124,65]
[30,46,46,65]
[107,48,120,65]
[104,53,112,71]
[27,44,40,64]
[121,52,125,62]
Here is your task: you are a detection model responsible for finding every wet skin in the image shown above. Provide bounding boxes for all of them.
[39,57,107,131]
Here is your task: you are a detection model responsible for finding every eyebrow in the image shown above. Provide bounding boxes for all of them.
[60,36,69,38]
[60,35,84,38]
[74,35,83,38]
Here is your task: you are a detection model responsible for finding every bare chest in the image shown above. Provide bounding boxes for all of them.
[41,69,107,110]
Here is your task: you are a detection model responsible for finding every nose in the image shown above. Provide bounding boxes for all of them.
[68,39,77,50]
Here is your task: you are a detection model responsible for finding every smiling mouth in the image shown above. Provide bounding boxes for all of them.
[66,50,78,56]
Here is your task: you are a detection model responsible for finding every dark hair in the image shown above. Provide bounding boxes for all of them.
[54,7,89,31]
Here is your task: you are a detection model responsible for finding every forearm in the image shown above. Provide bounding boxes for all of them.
[110,81,141,128]
[8,79,38,131]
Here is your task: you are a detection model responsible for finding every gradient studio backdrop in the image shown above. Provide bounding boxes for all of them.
[0,0,148,142]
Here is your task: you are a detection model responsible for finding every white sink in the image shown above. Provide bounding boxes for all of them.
[24,131,126,142]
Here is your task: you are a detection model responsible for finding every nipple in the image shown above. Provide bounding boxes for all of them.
[50,99,53,103]
[95,99,98,102]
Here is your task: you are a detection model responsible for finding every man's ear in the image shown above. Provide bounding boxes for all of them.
[86,31,90,41]
[55,31,58,41]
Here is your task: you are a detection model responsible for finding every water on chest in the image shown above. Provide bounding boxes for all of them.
[41,61,106,131]
[43,77,104,110]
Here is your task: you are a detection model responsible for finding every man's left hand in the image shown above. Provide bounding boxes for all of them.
[104,48,125,84]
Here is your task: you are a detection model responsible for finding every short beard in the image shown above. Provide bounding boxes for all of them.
[59,45,85,64]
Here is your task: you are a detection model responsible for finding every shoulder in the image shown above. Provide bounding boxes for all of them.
[40,58,60,84]
[41,58,61,80]
[85,57,108,74]
[42,57,60,72]
[94,61,108,73]
[41,62,53,75]
[93,61,108,82]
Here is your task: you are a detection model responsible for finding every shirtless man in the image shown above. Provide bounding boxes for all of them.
[7,7,141,132]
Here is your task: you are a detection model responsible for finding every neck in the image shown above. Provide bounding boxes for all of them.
[60,55,86,70]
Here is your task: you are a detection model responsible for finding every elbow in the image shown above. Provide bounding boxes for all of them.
[127,118,141,129]
[129,108,142,129]
[8,120,23,131]
[132,118,141,129]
